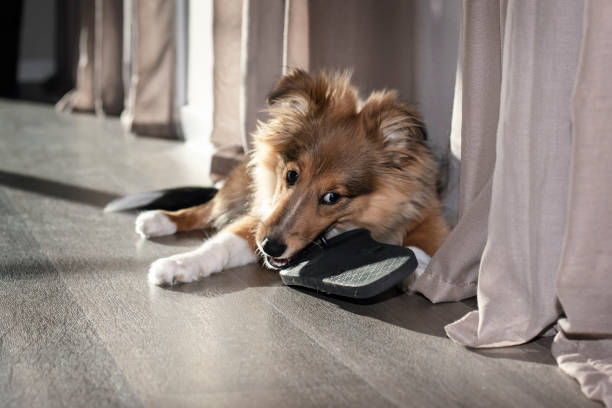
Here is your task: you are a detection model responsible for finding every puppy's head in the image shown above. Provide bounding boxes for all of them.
[251,69,435,269]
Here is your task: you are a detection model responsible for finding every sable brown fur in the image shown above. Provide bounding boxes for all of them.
[160,69,449,265]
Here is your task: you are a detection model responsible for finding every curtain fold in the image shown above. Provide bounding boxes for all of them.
[446,0,583,346]
[240,0,285,149]
[126,0,178,138]
[56,0,123,116]
[407,0,611,404]
[57,0,180,139]
[551,1,612,405]
[408,0,501,302]
[96,0,124,116]
[56,0,96,113]
[555,0,612,338]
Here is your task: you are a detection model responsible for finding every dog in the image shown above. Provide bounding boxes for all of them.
[135,69,449,286]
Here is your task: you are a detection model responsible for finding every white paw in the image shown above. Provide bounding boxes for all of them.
[402,246,431,293]
[135,211,177,238]
[146,232,257,286]
[148,257,198,286]
[408,246,431,278]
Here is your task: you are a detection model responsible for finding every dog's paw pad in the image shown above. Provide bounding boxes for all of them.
[135,211,177,238]
[148,257,197,286]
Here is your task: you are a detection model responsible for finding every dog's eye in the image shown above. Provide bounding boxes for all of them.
[286,170,299,186]
[320,192,341,205]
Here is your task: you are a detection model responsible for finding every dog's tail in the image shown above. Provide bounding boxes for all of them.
[103,186,218,212]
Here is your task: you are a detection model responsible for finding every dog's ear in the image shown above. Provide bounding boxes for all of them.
[360,91,427,145]
[360,91,427,167]
[268,69,313,105]
[267,69,357,117]
[267,69,324,113]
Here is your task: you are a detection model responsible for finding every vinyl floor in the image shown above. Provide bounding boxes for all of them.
[0,100,601,407]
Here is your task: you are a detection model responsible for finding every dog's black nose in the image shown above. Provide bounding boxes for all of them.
[261,237,287,257]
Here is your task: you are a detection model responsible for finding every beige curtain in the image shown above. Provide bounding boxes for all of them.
[208,0,246,180]
[552,1,612,404]
[208,0,287,180]
[408,1,612,405]
[56,0,123,115]
[125,0,180,138]
[57,0,181,139]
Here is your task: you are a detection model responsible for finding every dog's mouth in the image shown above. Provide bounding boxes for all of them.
[262,233,331,270]
[265,256,291,269]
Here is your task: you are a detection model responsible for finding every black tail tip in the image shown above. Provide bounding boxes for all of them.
[104,186,218,212]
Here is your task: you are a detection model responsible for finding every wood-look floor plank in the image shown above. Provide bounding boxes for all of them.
[0,190,143,408]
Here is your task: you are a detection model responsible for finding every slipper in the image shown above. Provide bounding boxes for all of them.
[280,229,418,299]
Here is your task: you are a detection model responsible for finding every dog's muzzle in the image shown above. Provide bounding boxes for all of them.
[261,233,330,270]
[261,236,291,269]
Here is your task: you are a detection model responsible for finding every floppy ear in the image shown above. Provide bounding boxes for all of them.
[360,91,427,167]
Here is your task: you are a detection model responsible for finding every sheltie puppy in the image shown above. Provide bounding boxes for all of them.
[135,69,449,286]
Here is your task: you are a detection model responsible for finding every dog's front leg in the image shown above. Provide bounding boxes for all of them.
[148,216,259,285]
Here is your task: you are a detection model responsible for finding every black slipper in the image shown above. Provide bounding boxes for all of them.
[279,229,417,299]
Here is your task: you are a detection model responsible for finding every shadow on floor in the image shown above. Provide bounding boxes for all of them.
[0,169,120,208]
[148,263,283,298]
[306,285,558,365]
[162,271,252,298]
[469,342,557,366]
[285,285,454,339]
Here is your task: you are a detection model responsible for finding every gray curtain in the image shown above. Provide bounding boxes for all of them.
[407,1,612,405]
